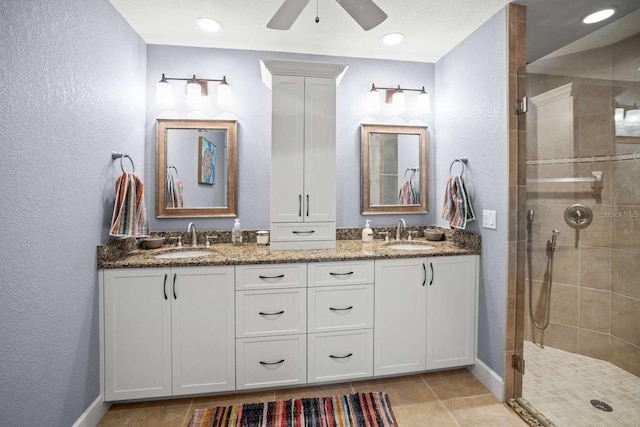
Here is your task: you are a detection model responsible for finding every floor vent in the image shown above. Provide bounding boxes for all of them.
[590,400,613,412]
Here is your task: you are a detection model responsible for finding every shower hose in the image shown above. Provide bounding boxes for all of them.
[527,210,559,333]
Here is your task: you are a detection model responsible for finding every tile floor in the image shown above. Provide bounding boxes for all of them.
[98,368,526,426]
[523,341,640,426]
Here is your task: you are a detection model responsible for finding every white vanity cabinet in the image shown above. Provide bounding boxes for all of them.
[101,266,235,401]
[307,261,375,383]
[265,60,347,250]
[374,255,479,377]
[235,264,308,390]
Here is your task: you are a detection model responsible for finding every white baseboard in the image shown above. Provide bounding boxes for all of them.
[468,359,504,401]
[72,395,111,427]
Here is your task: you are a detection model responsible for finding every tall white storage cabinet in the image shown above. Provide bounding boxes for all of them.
[102,266,235,401]
[262,60,347,250]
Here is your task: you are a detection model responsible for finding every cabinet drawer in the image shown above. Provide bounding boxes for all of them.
[235,264,306,290]
[236,335,306,390]
[271,222,336,242]
[308,285,373,333]
[308,261,374,287]
[308,330,373,383]
[236,289,306,338]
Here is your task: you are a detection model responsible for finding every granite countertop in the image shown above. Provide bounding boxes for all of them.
[98,238,479,269]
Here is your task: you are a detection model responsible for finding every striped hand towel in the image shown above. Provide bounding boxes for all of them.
[109,173,149,237]
[441,175,475,229]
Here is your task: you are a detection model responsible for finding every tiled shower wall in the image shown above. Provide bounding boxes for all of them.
[524,32,640,377]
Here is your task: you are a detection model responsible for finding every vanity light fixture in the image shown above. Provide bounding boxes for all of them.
[367,83,430,114]
[156,74,232,106]
[582,8,616,24]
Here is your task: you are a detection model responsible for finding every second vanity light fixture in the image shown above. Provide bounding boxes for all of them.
[156,74,232,106]
[367,83,430,114]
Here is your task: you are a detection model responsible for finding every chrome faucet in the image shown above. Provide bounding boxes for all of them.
[395,219,406,241]
[187,222,197,247]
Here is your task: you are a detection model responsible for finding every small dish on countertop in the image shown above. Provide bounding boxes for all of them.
[140,237,165,249]
[424,229,444,241]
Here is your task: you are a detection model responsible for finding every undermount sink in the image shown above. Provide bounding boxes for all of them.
[386,244,435,251]
[154,250,213,259]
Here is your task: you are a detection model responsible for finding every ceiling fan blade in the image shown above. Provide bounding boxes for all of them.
[337,0,387,31]
[267,0,311,30]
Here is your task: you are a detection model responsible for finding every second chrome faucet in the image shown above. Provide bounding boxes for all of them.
[395,219,406,241]
[187,222,197,247]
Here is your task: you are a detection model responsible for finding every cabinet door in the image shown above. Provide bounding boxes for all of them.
[271,74,305,223]
[171,266,235,395]
[303,77,336,222]
[374,258,427,376]
[426,255,478,370]
[103,268,171,401]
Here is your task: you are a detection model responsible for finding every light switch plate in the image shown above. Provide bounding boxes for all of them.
[483,210,497,229]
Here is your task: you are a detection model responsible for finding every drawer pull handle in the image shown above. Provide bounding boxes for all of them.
[329,353,353,359]
[258,274,285,280]
[259,359,285,366]
[292,230,315,234]
[329,271,354,277]
[259,310,285,316]
[329,306,353,311]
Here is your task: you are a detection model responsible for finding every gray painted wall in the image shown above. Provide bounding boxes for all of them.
[146,45,435,231]
[0,0,146,425]
[435,8,508,376]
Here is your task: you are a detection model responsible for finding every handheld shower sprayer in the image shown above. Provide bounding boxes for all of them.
[548,229,560,251]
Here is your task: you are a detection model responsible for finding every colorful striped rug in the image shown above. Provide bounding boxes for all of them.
[188,392,397,427]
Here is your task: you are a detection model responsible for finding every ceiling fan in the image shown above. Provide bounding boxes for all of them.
[267,0,387,31]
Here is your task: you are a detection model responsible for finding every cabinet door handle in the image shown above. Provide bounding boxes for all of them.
[329,271,354,277]
[306,194,309,216]
[298,195,302,217]
[259,359,285,366]
[292,230,315,234]
[172,273,177,299]
[329,353,353,359]
[163,274,168,300]
[422,263,427,287]
[429,263,434,286]
[329,306,353,311]
[258,274,285,280]
[259,310,285,316]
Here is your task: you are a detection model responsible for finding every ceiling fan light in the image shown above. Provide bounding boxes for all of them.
[380,33,405,46]
[196,17,223,32]
[582,8,616,24]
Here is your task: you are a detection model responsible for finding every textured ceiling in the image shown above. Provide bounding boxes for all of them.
[109,0,640,63]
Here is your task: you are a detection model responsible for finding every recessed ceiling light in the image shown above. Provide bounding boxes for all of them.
[582,8,616,24]
[196,17,223,32]
[380,33,405,46]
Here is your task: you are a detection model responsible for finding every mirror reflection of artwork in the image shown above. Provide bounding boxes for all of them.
[156,119,237,218]
[361,124,428,215]
[198,137,216,185]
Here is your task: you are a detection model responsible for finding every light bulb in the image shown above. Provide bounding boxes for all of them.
[392,89,405,113]
[624,109,640,126]
[367,85,380,111]
[156,74,172,105]
[614,108,624,125]
[218,77,232,106]
[416,87,430,114]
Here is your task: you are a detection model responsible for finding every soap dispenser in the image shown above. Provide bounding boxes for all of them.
[231,218,242,245]
[362,220,374,243]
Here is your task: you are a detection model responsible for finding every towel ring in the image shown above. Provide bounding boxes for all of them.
[449,157,468,176]
[111,151,135,174]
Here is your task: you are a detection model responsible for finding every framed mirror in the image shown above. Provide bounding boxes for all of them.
[361,124,428,215]
[156,119,237,218]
